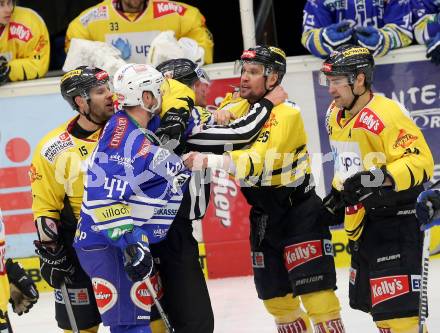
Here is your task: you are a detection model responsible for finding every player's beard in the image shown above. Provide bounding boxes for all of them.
[89,102,114,125]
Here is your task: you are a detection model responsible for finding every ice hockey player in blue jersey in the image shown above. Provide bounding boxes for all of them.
[302,0,413,58]
[412,0,440,65]
[74,63,190,333]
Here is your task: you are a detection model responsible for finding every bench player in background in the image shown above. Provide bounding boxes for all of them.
[0,0,50,84]
[302,0,413,59]
[65,0,213,65]
[412,0,440,65]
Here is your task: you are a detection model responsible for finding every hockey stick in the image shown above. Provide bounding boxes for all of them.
[418,228,430,333]
[144,278,175,333]
[60,281,79,333]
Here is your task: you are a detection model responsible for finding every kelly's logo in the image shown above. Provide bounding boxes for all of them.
[370,275,410,307]
[353,108,385,134]
[153,1,187,18]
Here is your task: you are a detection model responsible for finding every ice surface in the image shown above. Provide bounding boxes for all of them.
[8,260,440,332]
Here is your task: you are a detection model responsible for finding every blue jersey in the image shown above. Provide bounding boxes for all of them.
[302,0,413,57]
[412,0,440,44]
[74,110,190,250]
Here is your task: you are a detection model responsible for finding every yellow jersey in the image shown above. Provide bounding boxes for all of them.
[160,77,195,118]
[0,209,9,325]
[31,117,101,222]
[66,0,213,64]
[227,99,312,189]
[326,93,434,240]
[0,6,50,81]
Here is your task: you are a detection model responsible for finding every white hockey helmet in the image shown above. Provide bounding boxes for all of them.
[113,63,165,114]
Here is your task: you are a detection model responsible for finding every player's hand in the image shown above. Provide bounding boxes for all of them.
[213,109,236,125]
[156,107,189,154]
[416,189,440,231]
[320,188,345,226]
[355,26,385,56]
[183,152,208,171]
[264,85,288,106]
[322,21,354,49]
[341,168,387,208]
[123,242,153,282]
[427,33,440,65]
[0,56,10,86]
[6,259,39,315]
[34,241,75,288]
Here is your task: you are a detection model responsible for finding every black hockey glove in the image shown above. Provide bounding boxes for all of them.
[34,241,75,288]
[427,33,440,65]
[123,242,154,282]
[0,56,10,86]
[416,189,440,231]
[320,187,345,226]
[155,107,190,154]
[341,168,391,210]
[6,259,39,315]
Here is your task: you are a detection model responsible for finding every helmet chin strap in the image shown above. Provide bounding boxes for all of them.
[346,84,368,112]
[140,95,161,115]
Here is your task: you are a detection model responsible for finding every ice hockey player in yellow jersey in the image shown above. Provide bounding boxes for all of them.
[320,44,434,332]
[31,67,113,333]
[0,1,49,83]
[65,0,213,65]
[184,46,346,333]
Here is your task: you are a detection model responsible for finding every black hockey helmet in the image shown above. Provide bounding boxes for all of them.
[320,44,375,88]
[156,58,210,87]
[60,66,109,111]
[237,45,287,84]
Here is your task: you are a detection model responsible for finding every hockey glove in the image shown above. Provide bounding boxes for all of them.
[5,259,39,315]
[123,242,154,282]
[122,227,154,282]
[321,21,354,49]
[155,107,190,154]
[320,187,345,226]
[416,189,440,231]
[427,33,440,65]
[341,168,388,209]
[355,26,385,56]
[0,56,10,86]
[34,241,75,288]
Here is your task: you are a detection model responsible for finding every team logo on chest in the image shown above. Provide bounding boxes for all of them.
[8,22,32,42]
[353,108,385,134]
[153,1,187,18]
